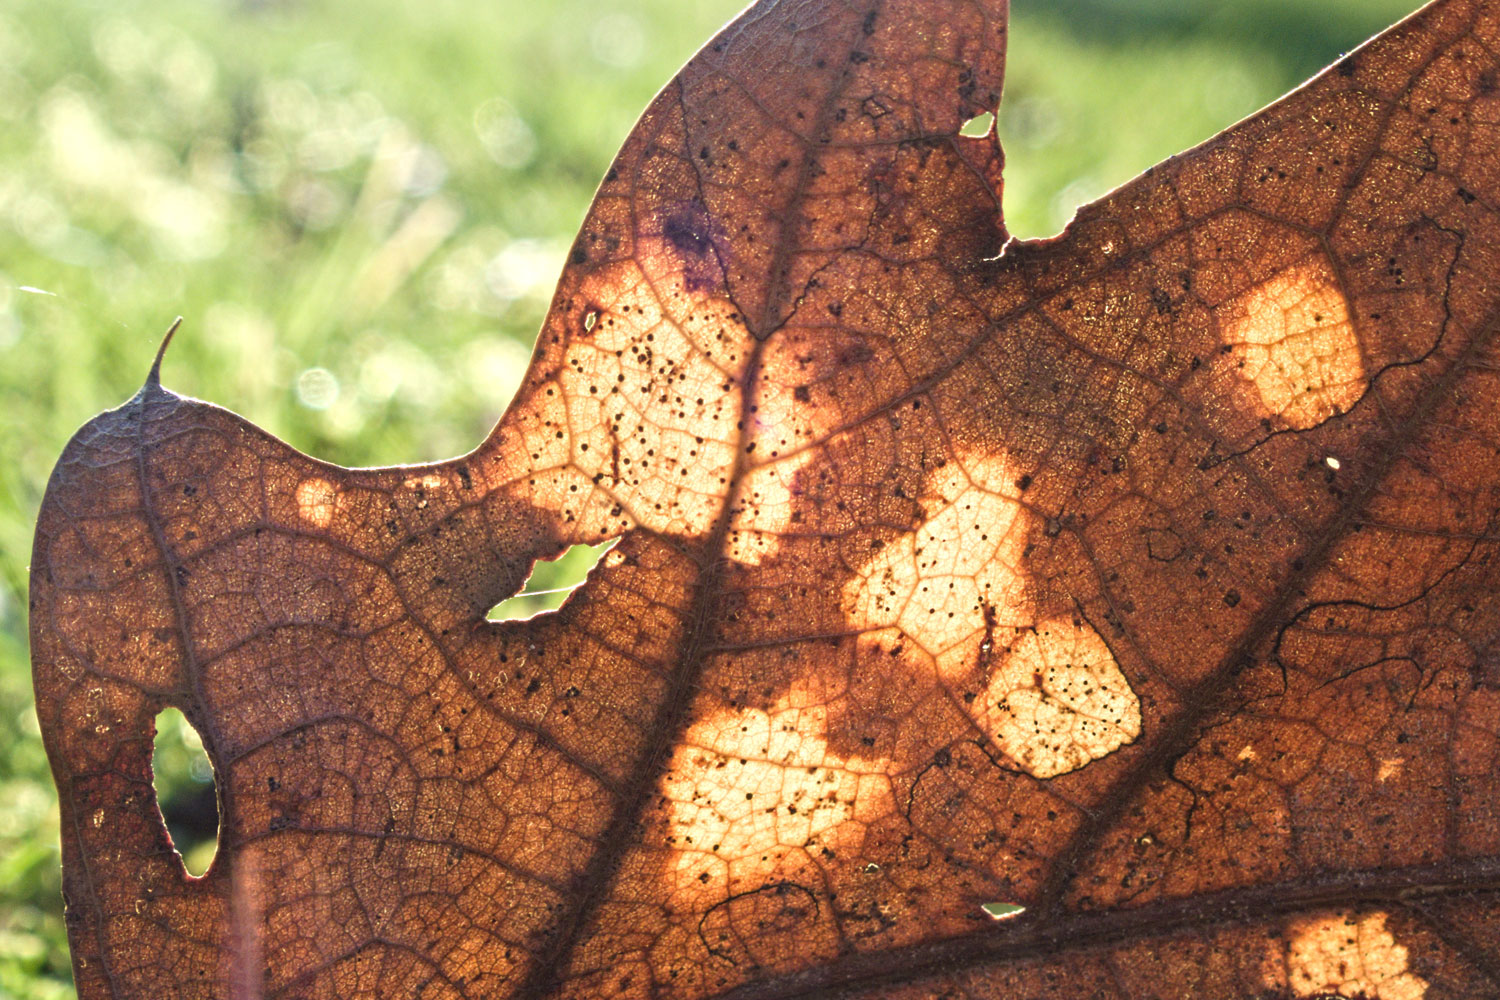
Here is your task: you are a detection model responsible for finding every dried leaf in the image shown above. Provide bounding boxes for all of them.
[30,1,1500,997]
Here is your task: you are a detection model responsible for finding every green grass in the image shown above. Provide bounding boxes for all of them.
[0,0,1418,994]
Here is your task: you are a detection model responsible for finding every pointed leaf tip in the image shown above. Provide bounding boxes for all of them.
[146,317,184,390]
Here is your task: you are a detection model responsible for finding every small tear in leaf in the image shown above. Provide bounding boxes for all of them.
[151,708,218,877]
[1325,455,1341,470]
[488,540,614,621]
[959,111,995,138]
[981,901,1026,921]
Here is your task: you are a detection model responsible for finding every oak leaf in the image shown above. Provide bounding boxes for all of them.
[29,0,1500,997]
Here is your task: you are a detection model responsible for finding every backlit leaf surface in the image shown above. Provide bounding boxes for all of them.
[30,0,1500,996]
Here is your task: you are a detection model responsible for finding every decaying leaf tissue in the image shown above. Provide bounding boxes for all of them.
[29,0,1500,997]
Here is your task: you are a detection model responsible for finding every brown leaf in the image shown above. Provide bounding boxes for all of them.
[29,1,1500,997]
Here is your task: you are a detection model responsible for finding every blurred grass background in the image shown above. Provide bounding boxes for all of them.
[0,0,1419,994]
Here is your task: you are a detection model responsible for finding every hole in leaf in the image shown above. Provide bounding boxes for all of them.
[980,901,1026,921]
[488,540,614,621]
[151,707,218,877]
[959,110,995,137]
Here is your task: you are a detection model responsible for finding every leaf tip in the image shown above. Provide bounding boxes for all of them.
[146,317,184,392]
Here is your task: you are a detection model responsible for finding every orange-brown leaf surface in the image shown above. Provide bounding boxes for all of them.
[29,0,1500,997]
